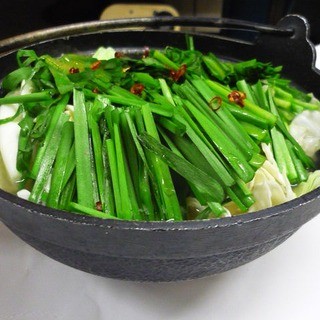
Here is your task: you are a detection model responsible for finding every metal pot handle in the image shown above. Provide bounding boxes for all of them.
[0,15,298,55]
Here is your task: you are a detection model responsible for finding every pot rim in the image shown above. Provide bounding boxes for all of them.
[1,186,319,231]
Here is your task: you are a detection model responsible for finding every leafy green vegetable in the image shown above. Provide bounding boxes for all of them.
[0,39,318,221]
[138,132,225,204]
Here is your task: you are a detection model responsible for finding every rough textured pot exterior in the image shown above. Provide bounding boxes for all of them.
[0,15,319,281]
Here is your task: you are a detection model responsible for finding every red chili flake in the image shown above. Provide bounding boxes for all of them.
[91,60,101,70]
[142,46,150,58]
[228,90,246,107]
[95,201,103,211]
[115,51,124,58]
[209,96,222,111]
[130,83,145,95]
[92,88,99,94]
[169,64,187,82]
[69,67,79,74]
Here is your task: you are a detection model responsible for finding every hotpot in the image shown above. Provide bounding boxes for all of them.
[0,15,319,281]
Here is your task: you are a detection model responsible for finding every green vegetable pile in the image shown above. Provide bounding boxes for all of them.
[0,36,319,221]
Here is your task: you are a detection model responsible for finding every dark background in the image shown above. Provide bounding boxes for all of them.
[0,0,319,44]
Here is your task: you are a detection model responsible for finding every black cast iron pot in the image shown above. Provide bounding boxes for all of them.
[0,15,319,282]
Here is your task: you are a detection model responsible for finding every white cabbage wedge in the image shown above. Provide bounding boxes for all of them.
[247,143,296,212]
[0,80,33,191]
[289,110,320,158]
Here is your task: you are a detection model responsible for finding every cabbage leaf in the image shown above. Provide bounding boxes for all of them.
[294,170,320,196]
[225,143,296,214]
[289,110,320,158]
[247,143,296,212]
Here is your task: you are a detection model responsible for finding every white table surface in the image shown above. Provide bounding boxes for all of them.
[1,215,320,320]
[1,46,320,320]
